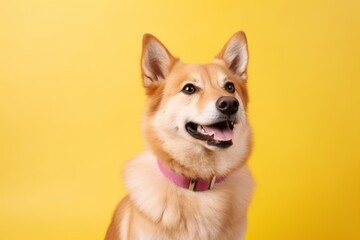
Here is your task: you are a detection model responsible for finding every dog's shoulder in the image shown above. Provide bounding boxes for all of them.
[105,195,132,240]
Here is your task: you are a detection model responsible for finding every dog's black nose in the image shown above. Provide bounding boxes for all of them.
[216,96,239,115]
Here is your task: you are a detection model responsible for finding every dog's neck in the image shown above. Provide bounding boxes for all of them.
[157,158,225,191]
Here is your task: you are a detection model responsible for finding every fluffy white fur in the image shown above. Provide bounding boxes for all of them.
[123,151,254,240]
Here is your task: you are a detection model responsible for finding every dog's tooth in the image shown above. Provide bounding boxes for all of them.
[197,125,204,134]
[202,126,207,134]
[229,121,235,130]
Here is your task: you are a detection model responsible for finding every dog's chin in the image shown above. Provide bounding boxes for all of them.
[185,120,236,149]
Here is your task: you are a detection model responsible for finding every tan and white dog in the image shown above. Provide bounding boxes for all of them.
[105,31,254,240]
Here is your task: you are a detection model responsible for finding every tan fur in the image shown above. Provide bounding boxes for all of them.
[106,32,254,240]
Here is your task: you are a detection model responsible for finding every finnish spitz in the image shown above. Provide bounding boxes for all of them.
[105,31,254,240]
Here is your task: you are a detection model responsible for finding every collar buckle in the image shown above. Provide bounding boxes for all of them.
[188,178,197,191]
[188,176,217,191]
[209,175,217,190]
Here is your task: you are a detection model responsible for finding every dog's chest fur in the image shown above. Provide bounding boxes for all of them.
[121,151,254,240]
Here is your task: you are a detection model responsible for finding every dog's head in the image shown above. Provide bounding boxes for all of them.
[141,32,252,178]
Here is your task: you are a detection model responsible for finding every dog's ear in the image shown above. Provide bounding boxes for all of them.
[141,34,176,87]
[215,31,249,80]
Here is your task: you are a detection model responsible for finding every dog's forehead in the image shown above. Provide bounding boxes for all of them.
[171,63,228,84]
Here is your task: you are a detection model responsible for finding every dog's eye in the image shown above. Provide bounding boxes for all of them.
[224,82,235,93]
[182,84,197,95]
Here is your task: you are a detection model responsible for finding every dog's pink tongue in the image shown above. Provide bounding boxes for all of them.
[203,125,234,141]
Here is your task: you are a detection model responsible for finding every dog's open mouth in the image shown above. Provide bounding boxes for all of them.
[185,120,235,148]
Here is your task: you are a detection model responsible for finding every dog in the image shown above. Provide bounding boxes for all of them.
[105,31,254,240]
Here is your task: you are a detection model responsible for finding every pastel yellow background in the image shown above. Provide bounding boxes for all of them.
[1,0,360,239]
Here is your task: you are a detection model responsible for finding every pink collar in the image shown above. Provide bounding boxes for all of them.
[157,159,225,191]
